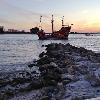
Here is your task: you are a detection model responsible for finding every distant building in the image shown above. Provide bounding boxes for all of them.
[30,27,39,34]
[0,26,4,33]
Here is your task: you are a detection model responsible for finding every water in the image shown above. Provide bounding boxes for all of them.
[0,34,100,72]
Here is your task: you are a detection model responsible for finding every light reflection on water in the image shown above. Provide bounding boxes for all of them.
[0,34,100,72]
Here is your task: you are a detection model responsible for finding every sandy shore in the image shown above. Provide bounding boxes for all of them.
[0,43,100,100]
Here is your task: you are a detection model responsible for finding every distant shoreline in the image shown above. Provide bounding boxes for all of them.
[0,32,100,34]
[0,32,31,34]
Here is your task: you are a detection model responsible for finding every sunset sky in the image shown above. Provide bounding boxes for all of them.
[0,0,100,32]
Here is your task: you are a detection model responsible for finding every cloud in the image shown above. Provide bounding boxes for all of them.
[0,0,49,18]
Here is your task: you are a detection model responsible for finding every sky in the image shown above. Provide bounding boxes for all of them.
[0,0,100,32]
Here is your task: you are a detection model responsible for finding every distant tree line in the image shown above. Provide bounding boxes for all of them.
[0,26,30,34]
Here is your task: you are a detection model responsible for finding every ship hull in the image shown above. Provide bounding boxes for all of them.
[39,37,68,40]
[37,26,71,40]
[38,33,69,40]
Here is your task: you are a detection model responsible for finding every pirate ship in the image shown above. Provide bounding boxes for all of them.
[37,15,73,40]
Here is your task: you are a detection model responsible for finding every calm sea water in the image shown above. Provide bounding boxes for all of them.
[0,34,100,72]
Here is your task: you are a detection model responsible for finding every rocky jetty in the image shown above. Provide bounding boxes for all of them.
[0,43,100,100]
[37,43,100,100]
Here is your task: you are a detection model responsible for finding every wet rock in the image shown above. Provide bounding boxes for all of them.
[88,55,99,63]
[30,80,43,88]
[71,96,85,100]
[46,50,64,59]
[0,79,10,87]
[22,80,43,91]
[0,93,8,100]
[61,68,68,74]
[86,69,100,87]
[45,43,63,51]
[42,72,61,83]
[63,59,74,66]
[10,77,31,86]
[45,43,56,50]
[0,93,5,100]
[37,56,53,65]
[54,67,63,74]
[40,96,50,100]
[28,64,34,69]
[55,82,65,99]
[43,62,57,69]
[5,90,14,97]
[39,63,58,73]
[67,65,79,75]
[28,61,38,69]
[50,62,58,67]
[62,74,79,82]
[76,65,88,74]
[39,52,45,58]
[43,79,57,87]
[42,44,45,47]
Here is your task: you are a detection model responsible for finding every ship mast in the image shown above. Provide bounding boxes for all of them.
[62,16,64,27]
[51,15,54,33]
[39,15,42,30]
